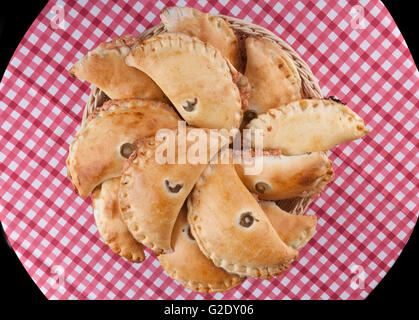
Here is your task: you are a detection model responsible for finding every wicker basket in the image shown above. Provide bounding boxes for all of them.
[81,15,324,215]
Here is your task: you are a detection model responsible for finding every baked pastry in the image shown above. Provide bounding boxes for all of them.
[119,127,229,254]
[245,37,302,116]
[125,33,247,130]
[69,35,166,101]
[187,162,298,279]
[92,177,145,262]
[66,99,179,198]
[235,151,334,200]
[158,205,244,293]
[160,6,243,72]
[246,99,370,154]
[260,201,317,250]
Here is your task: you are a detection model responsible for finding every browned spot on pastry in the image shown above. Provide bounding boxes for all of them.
[165,179,183,193]
[120,143,135,159]
[239,212,254,228]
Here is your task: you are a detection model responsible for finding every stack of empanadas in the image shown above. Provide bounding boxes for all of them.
[66,6,369,293]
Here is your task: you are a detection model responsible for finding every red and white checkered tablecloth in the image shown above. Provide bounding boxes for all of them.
[0,0,418,300]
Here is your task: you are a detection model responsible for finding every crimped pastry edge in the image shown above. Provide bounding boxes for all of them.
[118,144,169,254]
[248,98,369,134]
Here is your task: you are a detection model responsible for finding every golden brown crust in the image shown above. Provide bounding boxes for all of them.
[69,35,166,101]
[235,152,334,200]
[92,178,145,262]
[260,201,317,250]
[119,127,229,254]
[125,33,243,130]
[66,99,180,198]
[245,37,302,114]
[158,206,244,293]
[160,6,243,72]
[246,99,370,154]
[187,162,298,279]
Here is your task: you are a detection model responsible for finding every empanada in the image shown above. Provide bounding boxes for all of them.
[246,99,370,154]
[67,99,180,198]
[260,201,317,250]
[158,205,244,293]
[235,151,334,200]
[187,162,298,279]
[160,6,243,72]
[69,35,166,101]
[92,177,145,262]
[245,37,302,115]
[125,33,246,130]
[119,127,229,254]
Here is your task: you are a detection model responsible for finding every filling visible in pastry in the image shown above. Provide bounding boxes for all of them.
[69,35,166,101]
[125,33,245,130]
[244,37,303,115]
[158,206,244,293]
[235,151,334,200]
[160,6,243,72]
[164,179,184,194]
[246,98,370,154]
[92,177,145,262]
[66,99,180,198]
[182,98,198,112]
[187,161,298,279]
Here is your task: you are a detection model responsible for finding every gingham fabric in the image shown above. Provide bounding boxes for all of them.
[0,0,418,300]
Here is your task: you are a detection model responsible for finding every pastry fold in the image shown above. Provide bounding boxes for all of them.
[260,201,317,250]
[66,99,179,198]
[119,127,229,254]
[245,37,302,115]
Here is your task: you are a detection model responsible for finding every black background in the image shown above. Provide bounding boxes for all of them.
[0,0,417,303]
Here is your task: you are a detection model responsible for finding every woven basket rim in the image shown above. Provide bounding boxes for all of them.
[81,14,324,215]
